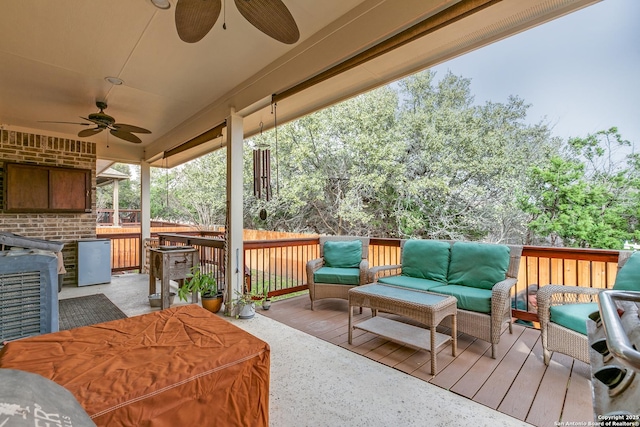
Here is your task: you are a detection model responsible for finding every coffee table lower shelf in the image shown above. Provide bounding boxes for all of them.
[353,316,452,353]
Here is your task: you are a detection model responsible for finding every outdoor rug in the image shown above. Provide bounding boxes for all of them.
[59,294,128,330]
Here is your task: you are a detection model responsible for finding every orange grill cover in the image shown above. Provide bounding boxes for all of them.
[0,304,270,427]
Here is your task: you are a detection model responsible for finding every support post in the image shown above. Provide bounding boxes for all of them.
[226,111,244,316]
[140,161,152,272]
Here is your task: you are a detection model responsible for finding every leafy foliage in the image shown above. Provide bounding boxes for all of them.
[521,128,638,248]
[138,70,636,250]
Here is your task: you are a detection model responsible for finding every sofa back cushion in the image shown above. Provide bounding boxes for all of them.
[323,240,363,268]
[447,242,510,290]
[401,239,450,283]
[613,251,640,291]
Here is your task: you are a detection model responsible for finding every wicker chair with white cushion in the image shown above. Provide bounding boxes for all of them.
[537,250,639,365]
[306,236,370,310]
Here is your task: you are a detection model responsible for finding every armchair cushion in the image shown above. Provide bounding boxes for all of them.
[612,252,640,291]
[549,302,599,336]
[447,242,510,290]
[377,275,443,292]
[401,239,450,283]
[430,284,493,313]
[314,267,361,285]
[323,240,363,268]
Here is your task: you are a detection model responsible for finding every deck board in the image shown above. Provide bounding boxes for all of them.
[448,325,523,399]
[561,360,594,423]
[525,352,573,426]
[474,326,540,409]
[497,338,547,421]
[261,294,594,427]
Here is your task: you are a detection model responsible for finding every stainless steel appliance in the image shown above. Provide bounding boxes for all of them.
[588,290,640,423]
[77,239,111,286]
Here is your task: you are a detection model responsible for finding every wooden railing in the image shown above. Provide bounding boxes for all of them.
[244,238,320,298]
[97,209,141,225]
[100,230,623,323]
[99,228,205,272]
[154,232,226,289]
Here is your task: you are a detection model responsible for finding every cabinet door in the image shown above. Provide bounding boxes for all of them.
[5,163,49,210]
[50,168,90,211]
[4,163,91,212]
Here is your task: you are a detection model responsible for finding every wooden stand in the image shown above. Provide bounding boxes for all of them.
[149,247,199,309]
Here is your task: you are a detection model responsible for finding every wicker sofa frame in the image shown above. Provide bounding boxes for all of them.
[368,240,523,358]
[537,250,633,365]
[306,236,370,310]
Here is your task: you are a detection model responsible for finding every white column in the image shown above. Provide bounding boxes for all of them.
[140,161,152,272]
[226,110,244,316]
[112,180,120,227]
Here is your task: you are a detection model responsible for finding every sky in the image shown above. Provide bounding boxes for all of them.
[430,0,640,148]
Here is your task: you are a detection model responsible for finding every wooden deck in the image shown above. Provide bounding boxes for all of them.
[260,294,594,427]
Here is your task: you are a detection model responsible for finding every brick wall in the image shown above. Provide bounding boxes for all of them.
[0,129,97,286]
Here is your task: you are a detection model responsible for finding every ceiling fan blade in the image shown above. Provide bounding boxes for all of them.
[78,128,104,138]
[80,116,105,127]
[110,129,142,144]
[175,0,221,43]
[112,123,152,134]
[38,121,92,126]
[234,0,299,44]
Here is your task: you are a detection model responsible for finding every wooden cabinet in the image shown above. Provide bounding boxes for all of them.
[4,162,91,212]
[149,247,199,309]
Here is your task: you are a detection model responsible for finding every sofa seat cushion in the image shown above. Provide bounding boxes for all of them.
[323,240,363,268]
[549,302,599,336]
[447,242,510,290]
[430,284,492,313]
[400,239,450,283]
[314,267,360,285]
[377,275,443,292]
[613,252,640,291]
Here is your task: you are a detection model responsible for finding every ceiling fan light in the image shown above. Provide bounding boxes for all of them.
[150,0,171,10]
[105,76,124,85]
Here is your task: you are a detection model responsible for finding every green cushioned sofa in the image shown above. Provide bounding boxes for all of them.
[369,239,523,358]
[306,236,370,310]
[538,250,640,365]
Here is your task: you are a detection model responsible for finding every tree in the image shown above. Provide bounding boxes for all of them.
[394,70,557,242]
[168,151,228,229]
[522,127,638,248]
[244,86,402,236]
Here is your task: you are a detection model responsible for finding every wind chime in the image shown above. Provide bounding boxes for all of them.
[253,99,280,221]
[252,121,272,202]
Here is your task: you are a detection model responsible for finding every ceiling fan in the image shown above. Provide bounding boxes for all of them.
[173,0,299,44]
[40,101,151,144]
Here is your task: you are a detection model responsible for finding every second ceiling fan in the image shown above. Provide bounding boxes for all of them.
[174,0,300,44]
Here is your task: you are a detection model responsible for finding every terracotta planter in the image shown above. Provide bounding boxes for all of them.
[202,294,223,313]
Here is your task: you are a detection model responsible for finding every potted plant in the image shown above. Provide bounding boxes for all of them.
[178,266,223,313]
[233,290,261,319]
[261,291,272,310]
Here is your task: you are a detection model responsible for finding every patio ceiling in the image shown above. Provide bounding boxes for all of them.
[0,0,600,170]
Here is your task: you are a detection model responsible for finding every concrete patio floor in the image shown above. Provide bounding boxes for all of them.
[60,273,531,427]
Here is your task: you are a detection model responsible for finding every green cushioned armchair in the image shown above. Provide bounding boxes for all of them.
[306,236,370,310]
[538,250,640,365]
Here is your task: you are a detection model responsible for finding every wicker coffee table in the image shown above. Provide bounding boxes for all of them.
[348,283,457,374]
